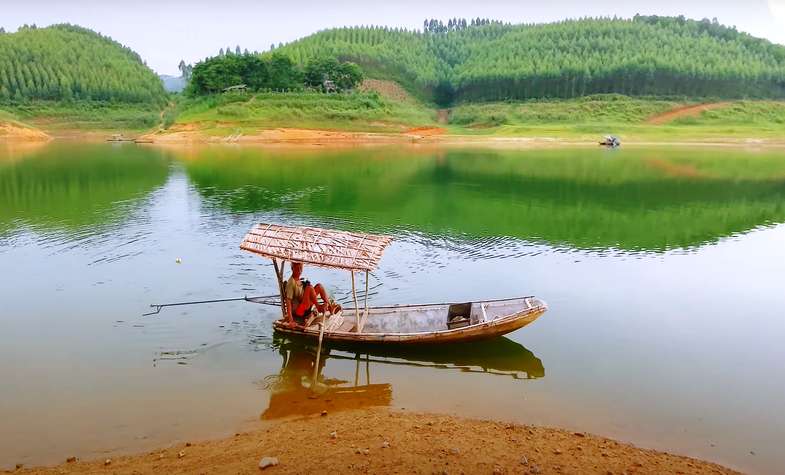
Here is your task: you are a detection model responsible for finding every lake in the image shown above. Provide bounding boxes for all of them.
[1,142,784,474]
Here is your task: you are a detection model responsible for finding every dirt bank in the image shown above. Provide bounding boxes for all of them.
[13,409,740,475]
[139,126,418,145]
[0,121,50,141]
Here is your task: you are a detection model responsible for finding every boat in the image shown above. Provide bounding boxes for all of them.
[599,135,621,147]
[240,223,547,346]
[106,133,134,143]
[267,296,546,345]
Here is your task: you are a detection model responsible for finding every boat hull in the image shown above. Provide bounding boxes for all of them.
[272,297,547,346]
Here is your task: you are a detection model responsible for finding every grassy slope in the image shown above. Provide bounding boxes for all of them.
[5,87,782,141]
[447,96,785,141]
[170,91,437,134]
[5,102,162,133]
[164,90,785,142]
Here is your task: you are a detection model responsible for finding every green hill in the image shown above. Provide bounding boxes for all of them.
[0,24,166,104]
[275,16,785,104]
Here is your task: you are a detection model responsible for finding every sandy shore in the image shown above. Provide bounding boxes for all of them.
[11,409,741,475]
[4,121,785,149]
[127,126,785,149]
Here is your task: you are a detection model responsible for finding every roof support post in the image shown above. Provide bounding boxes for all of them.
[364,270,369,316]
[272,258,286,319]
[351,271,360,332]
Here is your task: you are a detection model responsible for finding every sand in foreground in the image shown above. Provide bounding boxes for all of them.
[13,409,741,475]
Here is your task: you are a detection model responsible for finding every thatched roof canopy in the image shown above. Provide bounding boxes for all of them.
[240,223,392,272]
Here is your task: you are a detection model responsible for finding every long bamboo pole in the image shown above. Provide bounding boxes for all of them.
[351,271,360,332]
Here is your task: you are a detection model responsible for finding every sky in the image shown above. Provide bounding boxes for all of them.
[2,0,785,75]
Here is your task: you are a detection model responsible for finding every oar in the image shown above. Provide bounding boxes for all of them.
[143,294,280,316]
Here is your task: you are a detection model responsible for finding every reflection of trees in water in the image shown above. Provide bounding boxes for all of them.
[260,336,544,420]
[181,146,785,252]
[0,143,170,234]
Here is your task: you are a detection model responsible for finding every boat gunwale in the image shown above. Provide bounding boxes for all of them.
[336,295,538,313]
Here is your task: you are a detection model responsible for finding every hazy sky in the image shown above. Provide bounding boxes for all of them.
[3,0,785,75]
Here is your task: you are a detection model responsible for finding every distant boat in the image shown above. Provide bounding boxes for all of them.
[599,135,621,147]
[106,133,134,143]
[241,223,548,346]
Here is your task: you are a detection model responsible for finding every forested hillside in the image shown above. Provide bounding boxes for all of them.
[0,24,166,104]
[275,16,785,104]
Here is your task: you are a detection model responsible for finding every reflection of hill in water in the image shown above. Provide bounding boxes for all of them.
[261,336,543,420]
[0,144,170,234]
[182,147,785,252]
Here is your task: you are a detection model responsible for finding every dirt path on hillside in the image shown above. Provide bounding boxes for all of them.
[437,108,450,124]
[646,103,731,125]
[15,409,740,475]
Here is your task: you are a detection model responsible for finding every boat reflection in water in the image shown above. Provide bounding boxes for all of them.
[260,336,544,420]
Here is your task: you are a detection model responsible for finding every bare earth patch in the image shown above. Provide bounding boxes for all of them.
[0,121,50,141]
[358,79,418,103]
[14,409,741,475]
[405,126,447,136]
[646,103,731,125]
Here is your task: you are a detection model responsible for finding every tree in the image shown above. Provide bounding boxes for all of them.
[433,80,455,106]
[304,57,364,91]
[0,24,165,104]
[178,60,193,80]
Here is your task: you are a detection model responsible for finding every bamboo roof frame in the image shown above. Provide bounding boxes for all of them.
[240,223,392,272]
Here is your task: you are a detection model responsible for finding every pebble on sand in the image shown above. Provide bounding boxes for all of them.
[104,459,111,466]
[259,456,279,470]
[321,410,328,416]
[520,455,528,465]
[449,447,460,455]
[382,441,390,448]
[178,451,185,458]
[66,457,77,463]
[330,431,338,439]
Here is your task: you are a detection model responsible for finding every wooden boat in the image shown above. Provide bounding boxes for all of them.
[265,296,546,345]
[240,223,547,346]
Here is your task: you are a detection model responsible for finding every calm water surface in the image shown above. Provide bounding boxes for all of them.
[1,142,784,473]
